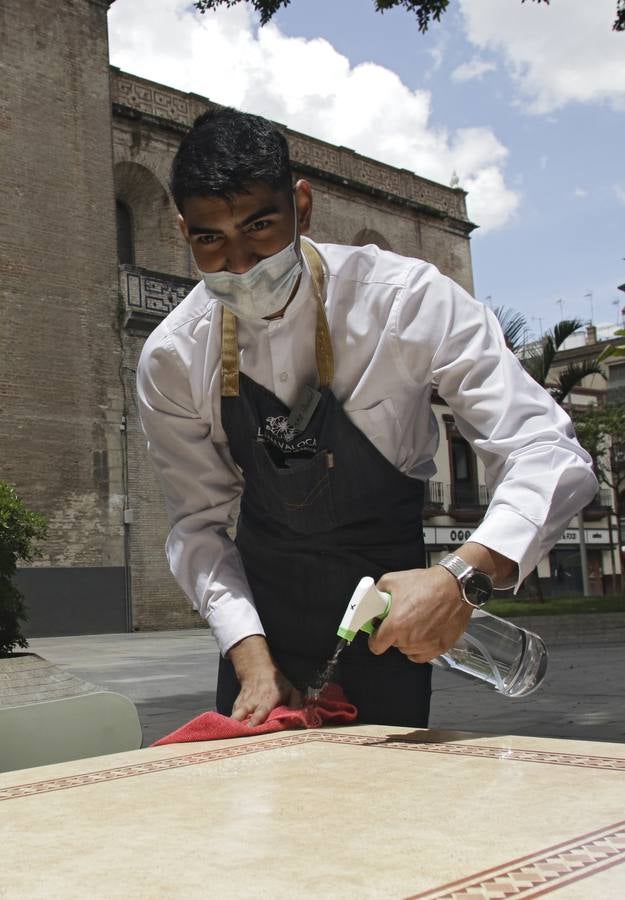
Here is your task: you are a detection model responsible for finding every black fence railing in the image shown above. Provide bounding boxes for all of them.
[424,481,493,511]
[425,481,614,518]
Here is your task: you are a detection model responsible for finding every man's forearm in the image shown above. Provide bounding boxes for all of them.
[227,634,277,681]
[454,541,517,588]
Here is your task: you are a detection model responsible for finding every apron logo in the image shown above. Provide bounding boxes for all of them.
[263,415,318,454]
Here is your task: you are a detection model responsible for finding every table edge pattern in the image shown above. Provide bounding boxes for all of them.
[3,731,625,803]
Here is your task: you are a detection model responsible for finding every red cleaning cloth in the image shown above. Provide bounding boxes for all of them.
[152,683,357,746]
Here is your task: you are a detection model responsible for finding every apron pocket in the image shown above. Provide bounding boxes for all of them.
[343,397,404,468]
[251,441,337,534]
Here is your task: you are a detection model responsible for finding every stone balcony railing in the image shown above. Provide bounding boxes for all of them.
[118,265,197,332]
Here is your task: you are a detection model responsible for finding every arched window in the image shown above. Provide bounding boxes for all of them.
[352,228,392,251]
[116,200,134,265]
[114,162,177,272]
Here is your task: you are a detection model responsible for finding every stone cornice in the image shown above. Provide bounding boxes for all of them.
[111,68,475,231]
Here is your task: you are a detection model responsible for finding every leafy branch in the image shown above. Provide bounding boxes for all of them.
[193,0,624,32]
[0,483,48,657]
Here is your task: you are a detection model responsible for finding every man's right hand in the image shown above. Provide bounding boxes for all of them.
[227,635,302,727]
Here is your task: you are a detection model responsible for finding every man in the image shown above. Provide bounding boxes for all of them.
[137,107,597,728]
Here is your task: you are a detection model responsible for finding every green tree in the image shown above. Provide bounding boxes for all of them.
[0,483,48,657]
[573,404,625,592]
[522,319,604,405]
[194,0,625,32]
[574,405,625,493]
[520,319,604,599]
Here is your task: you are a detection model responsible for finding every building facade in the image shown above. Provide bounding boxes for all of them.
[539,326,623,597]
[2,0,611,638]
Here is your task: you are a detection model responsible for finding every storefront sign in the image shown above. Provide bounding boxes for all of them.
[422,526,474,546]
[555,528,609,546]
[422,527,610,547]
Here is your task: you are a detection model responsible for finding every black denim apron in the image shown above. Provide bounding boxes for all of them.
[217,242,431,727]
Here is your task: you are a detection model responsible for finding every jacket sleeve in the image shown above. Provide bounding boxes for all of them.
[136,329,265,654]
[395,267,599,589]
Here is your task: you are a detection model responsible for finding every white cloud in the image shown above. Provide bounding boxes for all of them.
[107,0,519,234]
[574,188,588,198]
[427,44,445,74]
[458,0,625,113]
[451,57,496,82]
[462,166,520,232]
[615,185,625,205]
[425,34,450,79]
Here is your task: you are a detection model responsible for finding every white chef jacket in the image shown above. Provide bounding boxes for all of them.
[137,239,598,655]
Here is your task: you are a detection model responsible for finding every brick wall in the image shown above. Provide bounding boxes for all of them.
[122,334,203,630]
[0,9,477,633]
[0,1,125,618]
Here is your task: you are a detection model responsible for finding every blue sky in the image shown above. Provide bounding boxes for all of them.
[108,0,625,338]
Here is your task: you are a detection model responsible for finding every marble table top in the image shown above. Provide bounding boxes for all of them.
[1,725,624,899]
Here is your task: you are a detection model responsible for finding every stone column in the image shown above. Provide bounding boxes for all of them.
[0,0,127,634]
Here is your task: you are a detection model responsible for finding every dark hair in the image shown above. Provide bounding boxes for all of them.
[170,107,293,213]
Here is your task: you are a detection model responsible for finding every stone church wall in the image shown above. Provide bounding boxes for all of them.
[1,2,477,635]
[1,0,129,634]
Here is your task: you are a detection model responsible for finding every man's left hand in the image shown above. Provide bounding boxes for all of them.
[368,566,472,663]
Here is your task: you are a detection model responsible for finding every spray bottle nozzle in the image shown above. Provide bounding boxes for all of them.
[336,577,391,642]
[304,578,391,703]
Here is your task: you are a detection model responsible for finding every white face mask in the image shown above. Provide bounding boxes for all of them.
[201,203,302,320]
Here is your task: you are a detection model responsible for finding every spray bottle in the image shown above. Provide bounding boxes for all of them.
[309,577,548,700]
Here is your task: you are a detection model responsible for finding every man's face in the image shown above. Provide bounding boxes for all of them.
[179,179,312,275]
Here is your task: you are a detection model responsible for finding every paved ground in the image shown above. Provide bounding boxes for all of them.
[28,615,625,748]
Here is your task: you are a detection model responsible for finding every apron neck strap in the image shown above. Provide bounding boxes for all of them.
[221,303,240,398]
[221,239,334,398]
[302,240,334,390]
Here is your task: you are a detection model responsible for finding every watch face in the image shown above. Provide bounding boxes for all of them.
[464,572,493,607]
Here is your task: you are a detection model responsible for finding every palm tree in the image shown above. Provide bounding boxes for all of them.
[493,305,527,354]
[493,312,603,397]
[521,319,604,404]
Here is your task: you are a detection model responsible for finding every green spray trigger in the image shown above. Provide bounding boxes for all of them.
[337,577,392,642]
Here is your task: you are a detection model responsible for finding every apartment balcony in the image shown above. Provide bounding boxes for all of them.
[424,480,612,524]
[118,264,197,333]
[448,482,492,522]
[583,487,613,522]
[423,480,446,519]
[423,481,492,521]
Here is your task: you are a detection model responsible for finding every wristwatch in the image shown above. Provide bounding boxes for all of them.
[437,553,493,608]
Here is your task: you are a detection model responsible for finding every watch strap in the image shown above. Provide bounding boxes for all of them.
[437,553,474,583]
[437,553,492,608]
